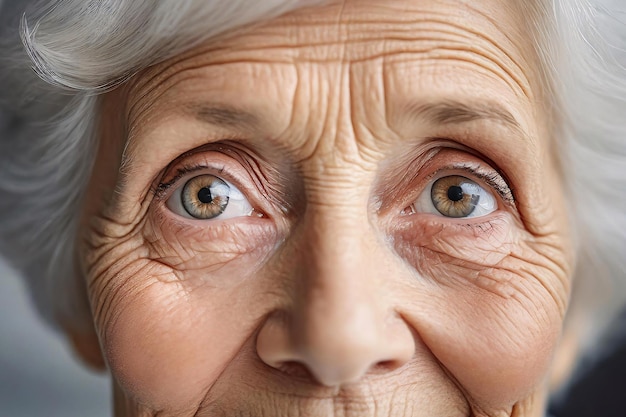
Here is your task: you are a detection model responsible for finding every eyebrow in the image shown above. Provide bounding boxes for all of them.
[405,100,522,130]
[185,99,524,138]
[186,103,260,131]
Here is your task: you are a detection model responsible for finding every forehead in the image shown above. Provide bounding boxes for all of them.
[147,0,533,65]
[121,0,543,169]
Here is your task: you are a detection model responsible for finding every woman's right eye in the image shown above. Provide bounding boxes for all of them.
[165,174,254,220]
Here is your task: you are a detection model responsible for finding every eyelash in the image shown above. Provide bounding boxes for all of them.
[154,163,226,200]
[431,164,515,205]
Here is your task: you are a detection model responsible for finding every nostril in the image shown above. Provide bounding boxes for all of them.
[274,360,315,380]
[371,359,404,373]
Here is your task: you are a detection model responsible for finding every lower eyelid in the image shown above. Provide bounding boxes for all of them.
[146,209,280,267]
[394,212,512,244]
[154,200,267,231]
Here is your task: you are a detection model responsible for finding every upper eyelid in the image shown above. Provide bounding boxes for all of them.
[150,140,250,200]
[154,164,222,200]
[426,165,515,205]
[154,166,199,200]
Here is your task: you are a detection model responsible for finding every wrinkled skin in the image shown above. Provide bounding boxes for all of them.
[74,0,574,416]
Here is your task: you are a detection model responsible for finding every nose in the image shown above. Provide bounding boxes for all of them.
[256,210,415,386]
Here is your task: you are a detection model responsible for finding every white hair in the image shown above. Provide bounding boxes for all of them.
[550,0,626,351]
[0,0,625,357]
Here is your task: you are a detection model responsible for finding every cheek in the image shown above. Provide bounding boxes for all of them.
[394,213,569,407]
[90,249,262,413]
[414,287,562,409]
[99,271,254,411]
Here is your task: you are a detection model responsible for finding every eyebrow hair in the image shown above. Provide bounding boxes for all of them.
[186,103,260,130]
[406,100,522,130]
[185,99,524,138]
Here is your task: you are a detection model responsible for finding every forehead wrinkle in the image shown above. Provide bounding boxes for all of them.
[212,20,526,68]
[134,1,532,77]
[460,3,535,99]
[121,1,535,129]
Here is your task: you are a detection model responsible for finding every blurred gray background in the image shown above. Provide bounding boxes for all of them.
[0,0,109,415]
[0,260,111,417]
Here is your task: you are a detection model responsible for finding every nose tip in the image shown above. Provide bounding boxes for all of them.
[256,311,415,387]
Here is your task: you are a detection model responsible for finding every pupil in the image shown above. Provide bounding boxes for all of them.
[447,185,464,202]
[197,187,213,204]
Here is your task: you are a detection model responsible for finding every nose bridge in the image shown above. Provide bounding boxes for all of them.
[293,201,391,380]
[296,201,381,343]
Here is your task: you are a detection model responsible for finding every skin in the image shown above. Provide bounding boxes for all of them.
[72,0,574,415]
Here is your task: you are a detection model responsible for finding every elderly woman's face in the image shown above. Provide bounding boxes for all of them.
[79,0,573,415]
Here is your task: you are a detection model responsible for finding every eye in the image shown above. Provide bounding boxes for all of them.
[166,174,253,220]
[410,175,497,218]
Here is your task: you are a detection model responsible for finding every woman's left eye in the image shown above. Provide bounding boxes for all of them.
[409,175,497,219]
[166,174,253,220]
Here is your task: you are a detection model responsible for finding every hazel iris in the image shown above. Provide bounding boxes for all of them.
[431,176,480,218]
[181,175,230,219]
